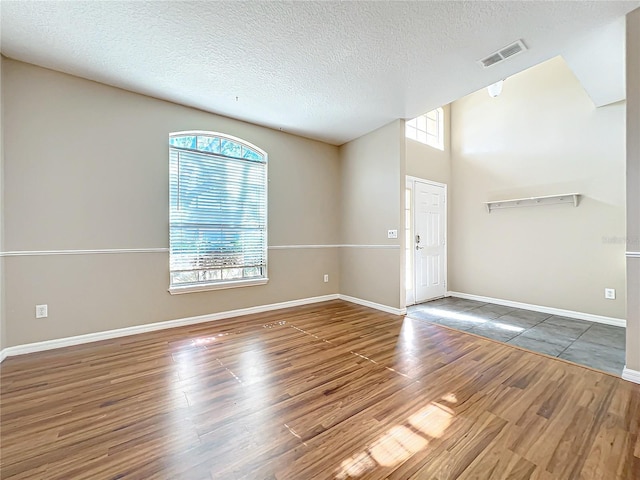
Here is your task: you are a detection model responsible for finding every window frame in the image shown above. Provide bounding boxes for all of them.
[168,130,268,295]
[405,107,445,151]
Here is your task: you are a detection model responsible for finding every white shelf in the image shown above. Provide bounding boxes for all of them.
[485,193,580,213]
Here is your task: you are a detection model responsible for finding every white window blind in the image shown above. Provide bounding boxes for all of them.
[169,132,267,292]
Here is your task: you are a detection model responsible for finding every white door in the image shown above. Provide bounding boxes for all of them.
[414,181,446,302]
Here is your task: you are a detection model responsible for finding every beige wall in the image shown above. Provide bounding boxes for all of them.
[2,58,341,347]
[450,56,626,319]
[626,8,640,371]
[0,55,5,349]
[339,120,403,308]
[405,104,451,185]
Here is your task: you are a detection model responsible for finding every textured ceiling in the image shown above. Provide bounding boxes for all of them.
[1,1,639,145]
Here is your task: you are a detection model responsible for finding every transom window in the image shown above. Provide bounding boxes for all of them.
[169,131,268,293]
[406,107,444,150]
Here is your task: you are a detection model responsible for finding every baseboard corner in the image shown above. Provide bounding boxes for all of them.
[338,294,405,316]
[622,367,640,384]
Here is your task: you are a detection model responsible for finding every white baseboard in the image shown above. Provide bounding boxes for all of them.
[338,294,406,316]
[0,293,406,362]
[622,367,640,384]
[0,294,340,361]
[446,291,626,328]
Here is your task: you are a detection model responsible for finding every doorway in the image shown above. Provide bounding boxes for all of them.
[405,177,447,306]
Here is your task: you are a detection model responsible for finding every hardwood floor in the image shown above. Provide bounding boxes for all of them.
[1,300,639,479]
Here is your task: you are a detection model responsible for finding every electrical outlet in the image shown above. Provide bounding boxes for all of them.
[323,274,329,283]
[604,288,616,300]
[35,304,48,318]
[387,229,398,239]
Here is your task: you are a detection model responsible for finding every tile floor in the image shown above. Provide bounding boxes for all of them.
[406,296,626,375]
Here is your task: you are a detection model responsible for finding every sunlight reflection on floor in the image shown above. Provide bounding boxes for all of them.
[192,333,230,346]
[491,322,524,332]
[408,403,454,439]
[335,393,457,479]
[368,425,428,467]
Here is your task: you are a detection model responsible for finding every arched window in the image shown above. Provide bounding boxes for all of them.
[168,131,268,293]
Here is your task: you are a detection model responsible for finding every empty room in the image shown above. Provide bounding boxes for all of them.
[1,1,640,479]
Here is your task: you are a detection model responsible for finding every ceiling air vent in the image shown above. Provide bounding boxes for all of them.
[478,40,527,68]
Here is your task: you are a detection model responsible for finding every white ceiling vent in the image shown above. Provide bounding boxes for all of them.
[478,40,528,68]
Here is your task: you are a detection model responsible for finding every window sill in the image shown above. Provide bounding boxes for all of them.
[168,278,269,295]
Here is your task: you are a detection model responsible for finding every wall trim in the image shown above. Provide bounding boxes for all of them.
[338,244,400,249]
[0,248,169,257]
[338,294,406,315]
[626,251,640,258]
[269,245,337,250]
[622,367,640,384]
[0,293,407,361]
[270,244,400,249]
[1,245,402,257]
[446,291,626,327]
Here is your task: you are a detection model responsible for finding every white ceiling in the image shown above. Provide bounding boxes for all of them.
[1,1,639,145]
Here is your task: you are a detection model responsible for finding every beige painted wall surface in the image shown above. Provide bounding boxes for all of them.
[405,104,451,185]
[3,59,341,250]
[1,56,5,349]
[2,58,341,347]
[339,120,402,308]
[399,123,407,310]
[450,56,626,319]
[4,249,339,346]
[339,248,401,308]
[626,8,640,371]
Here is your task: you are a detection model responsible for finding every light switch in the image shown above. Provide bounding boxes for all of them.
[387,229,398,239]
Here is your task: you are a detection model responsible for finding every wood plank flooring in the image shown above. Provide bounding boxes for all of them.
[1,300,639,479]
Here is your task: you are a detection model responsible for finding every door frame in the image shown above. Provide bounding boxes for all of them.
[405,176,448,306]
